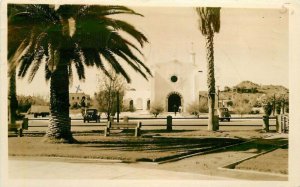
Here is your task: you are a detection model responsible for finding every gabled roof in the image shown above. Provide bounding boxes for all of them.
[155,59,198,68]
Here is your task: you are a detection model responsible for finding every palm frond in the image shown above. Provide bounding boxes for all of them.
[89,50,111,79]
[111,49,149,81]
[8,38,31,76]
[72,47,85,80]
[45,64,52,81]
[196,7,221,35]
[28,51,44,82]
[101,49,131,83]
[76,5,143,18]
[9,4,151,85]
[107,32,152,77]
[18,53,34,78]
[211,8,221,33]
[68,62,73,86]
[101,18,148,47]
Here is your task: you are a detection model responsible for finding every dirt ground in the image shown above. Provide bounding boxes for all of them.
[8,129,288,180]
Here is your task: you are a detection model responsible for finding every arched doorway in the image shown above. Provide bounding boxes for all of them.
[168,93,181,112]
[129,100,134,111]
[136,98,143,110]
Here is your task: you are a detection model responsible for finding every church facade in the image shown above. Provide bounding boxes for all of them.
[150,60,201,112]
[123,59,201,113]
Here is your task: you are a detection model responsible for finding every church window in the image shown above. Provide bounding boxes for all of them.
[170,75,178,83]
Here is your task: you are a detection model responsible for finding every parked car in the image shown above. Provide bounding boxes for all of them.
[216,107,231,122]
[83,109,100,123]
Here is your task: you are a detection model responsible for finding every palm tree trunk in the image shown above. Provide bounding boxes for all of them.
[46,58,75,143]
[8,69,18,129]
[205,28,217,131]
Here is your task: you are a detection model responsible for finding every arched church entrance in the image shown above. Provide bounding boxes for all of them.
[167,93,181,112]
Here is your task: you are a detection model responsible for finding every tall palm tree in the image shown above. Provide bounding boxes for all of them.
[196,7,221,131]
[8,4,151,142]
[7,5,32,130]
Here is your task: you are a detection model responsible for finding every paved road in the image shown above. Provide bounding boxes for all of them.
[26,118,277,132]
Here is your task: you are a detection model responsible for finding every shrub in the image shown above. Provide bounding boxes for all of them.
[187,102,200,117]
[71,102,79,109]
[150,103,164,117]
[249,110,260,114]
[122,102,136,112]
[263,102,273,116]
[187,99,208,117]
[226,101,233,107]
[275,101,282,114]
[232,97,252,117]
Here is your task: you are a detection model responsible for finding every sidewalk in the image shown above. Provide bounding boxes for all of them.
[8,157,231,184]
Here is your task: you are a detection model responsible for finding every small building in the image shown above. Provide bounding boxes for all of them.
[69,93,91,108]
[27,105,50,117]
[123,89,151,111]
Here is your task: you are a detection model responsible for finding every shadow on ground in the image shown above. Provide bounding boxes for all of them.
[212,137,288,155]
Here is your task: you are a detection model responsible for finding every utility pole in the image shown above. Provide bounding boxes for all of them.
[190,42,196,65]
[272,94,276,116]
[116,91,120,122]
[217,86,220,108]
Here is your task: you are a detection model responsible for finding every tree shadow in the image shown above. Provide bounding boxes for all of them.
[213,137,288,154]
[79,136,244,152]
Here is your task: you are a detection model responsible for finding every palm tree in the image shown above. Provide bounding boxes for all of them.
[196,7,221,131]
[8,5,151,143]
[7,5,32,130]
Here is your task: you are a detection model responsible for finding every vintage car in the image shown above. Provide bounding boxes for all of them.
[215,107,231,122]
[83,109,100,123]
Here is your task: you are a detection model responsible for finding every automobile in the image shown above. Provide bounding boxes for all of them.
[215,107,231,122]
[83,109,100,123]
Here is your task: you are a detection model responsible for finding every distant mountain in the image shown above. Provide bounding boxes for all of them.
[234,81,260,89]
[224,81,288,96]
[259,84,289,95]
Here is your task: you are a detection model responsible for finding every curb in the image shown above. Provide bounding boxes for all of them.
[218,166,288,178]
[218,143,288,177]
[10,156,126,164]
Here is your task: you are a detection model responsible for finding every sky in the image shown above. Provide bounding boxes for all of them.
[16,7,289,98]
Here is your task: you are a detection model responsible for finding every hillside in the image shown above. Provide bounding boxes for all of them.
[259,84,289,95]
[234,81,260,89]
[220,81,289,103]
[227,81,288,96]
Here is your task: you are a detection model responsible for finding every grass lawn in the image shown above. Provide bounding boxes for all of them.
[234,145,288,174]
[8,129,289,179]
[9,135,243,162]
[9,129,283,162]
[8,129,288,179]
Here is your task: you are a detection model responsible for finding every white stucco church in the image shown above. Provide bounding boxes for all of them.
[123,51,202,113]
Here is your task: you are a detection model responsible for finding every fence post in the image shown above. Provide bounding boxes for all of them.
[22,117,29,130]
[280,115,284,133]
[123,116,129,123]
[262,116,269,132]
[213,115,219,131]
[167,115,172,131]
[276,115,280,133]
[104,121,111,136]
[283,116,287,133]
[135,121,142,137]
[18,128,23,137]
